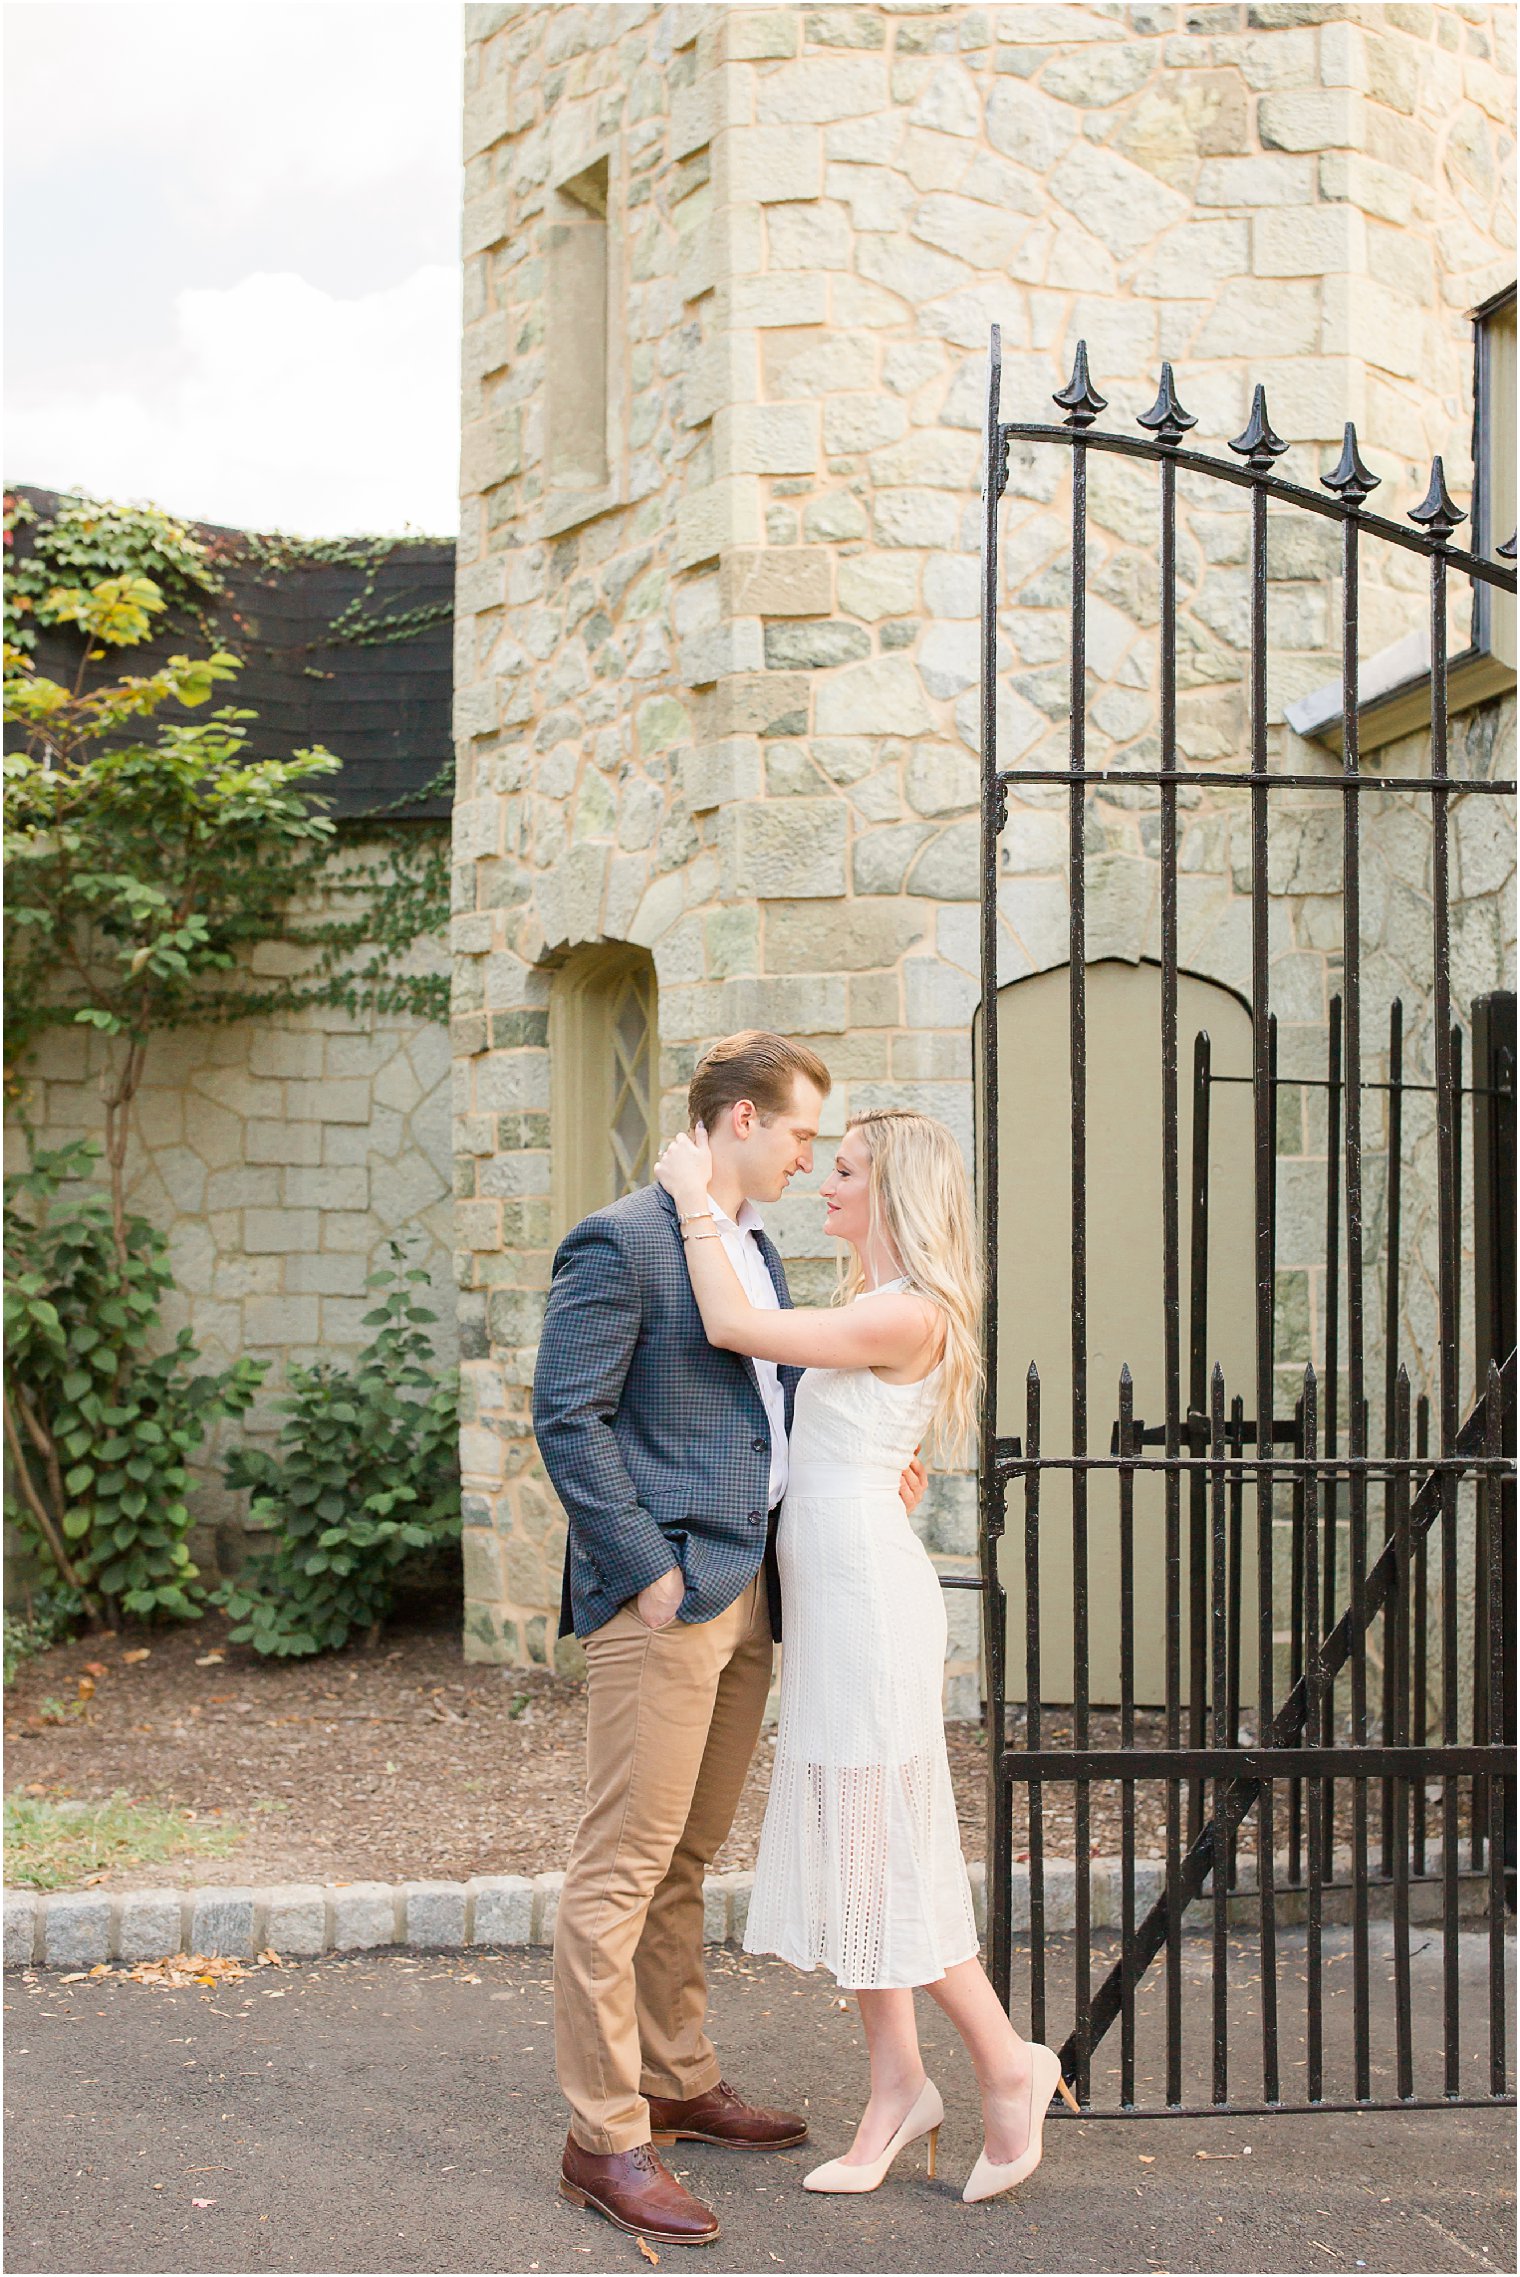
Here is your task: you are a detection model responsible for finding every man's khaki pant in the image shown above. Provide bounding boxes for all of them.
[554,1572,773,2154]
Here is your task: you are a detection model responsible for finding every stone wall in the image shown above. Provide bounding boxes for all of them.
[7,836,455,1572]
[452,0,1515,1694]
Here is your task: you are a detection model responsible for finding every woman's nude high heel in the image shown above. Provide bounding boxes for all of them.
[803,2078,944,2194]
[961,2044,1078,2204]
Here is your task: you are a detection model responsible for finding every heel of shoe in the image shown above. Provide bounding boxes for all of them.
[1055,2075,1080,2115]
[559,2181,588,2209]
[925,2123,940,2180]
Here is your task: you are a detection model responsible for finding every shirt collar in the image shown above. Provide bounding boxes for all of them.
[710,1196,764,1236]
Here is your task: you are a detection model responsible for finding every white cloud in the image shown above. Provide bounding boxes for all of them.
[9,265,462,536]
[5,2,464,532]
[5,3,464,210]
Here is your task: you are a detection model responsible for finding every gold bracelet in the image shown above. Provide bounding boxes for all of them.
[682,1228,721,1243]
[677,1208,714,1226]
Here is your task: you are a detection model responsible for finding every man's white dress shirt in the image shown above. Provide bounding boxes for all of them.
[709,1197,788,1509]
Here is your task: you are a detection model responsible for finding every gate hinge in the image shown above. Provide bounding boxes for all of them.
[993,424,1011,501]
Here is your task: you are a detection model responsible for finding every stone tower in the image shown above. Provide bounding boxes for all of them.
[450,1,1515,1700]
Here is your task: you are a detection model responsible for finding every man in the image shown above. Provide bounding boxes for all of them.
[533,1031,923,2246]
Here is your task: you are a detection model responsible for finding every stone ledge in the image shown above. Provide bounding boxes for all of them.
[4,1852,1491,1968]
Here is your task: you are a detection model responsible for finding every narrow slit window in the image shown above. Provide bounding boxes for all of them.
[547,159,609,493]
[1473,281,1516,669]
[550,944,657,1236]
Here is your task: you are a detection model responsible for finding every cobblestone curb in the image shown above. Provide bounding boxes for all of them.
[4,1851,1483,1969]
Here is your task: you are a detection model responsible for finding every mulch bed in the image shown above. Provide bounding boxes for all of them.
[6,1609,1360,1891]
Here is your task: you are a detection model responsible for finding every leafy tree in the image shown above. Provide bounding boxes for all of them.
[4,1139,264,1624]
[3,494,454,1625]
[4,573,341,1259]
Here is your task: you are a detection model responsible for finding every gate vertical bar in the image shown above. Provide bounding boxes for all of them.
[1148,365,1189,2104]
[1484,1362,1507,2094]
[1324,422,1374,2101]
[1321,997,1343,1871]
[1181,1028,1210,2101]
[1210,1366,1230,2103]
[1234,386,1282,2105]
[1408,458,1465,2098]
[977,325,1009,2005]
[1303,1366,1325,2102]
[1472,991,1517,1910]
[1381,999,1405,1880]
[1025,1366,1046,2043]
[1054,343,1102,2104]
[1118,1366,1137,2108]
[1392,1367,1414,2099]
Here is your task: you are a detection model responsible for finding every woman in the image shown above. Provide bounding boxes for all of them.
[655,1108,1076,2205]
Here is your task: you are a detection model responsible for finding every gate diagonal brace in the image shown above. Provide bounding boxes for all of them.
[1061,1349,1516,2090]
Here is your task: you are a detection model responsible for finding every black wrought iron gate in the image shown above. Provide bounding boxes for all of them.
[974,326,1518,2116]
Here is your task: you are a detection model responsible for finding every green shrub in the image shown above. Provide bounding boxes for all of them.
[2,1583,86,1685]
[217,1255,460,1656]
[3,1139,265,1623]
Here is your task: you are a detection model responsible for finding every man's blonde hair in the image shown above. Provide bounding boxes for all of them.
[688,1031,831,1132]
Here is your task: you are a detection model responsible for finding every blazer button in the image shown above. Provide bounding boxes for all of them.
[751,1436,766,1451]
[748,1510,764,1525]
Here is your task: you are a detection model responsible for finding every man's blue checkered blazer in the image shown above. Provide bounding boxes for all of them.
[533,1181,800,1643]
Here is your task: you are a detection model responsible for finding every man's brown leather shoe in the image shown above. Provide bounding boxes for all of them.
[646,2078,809,2151]
[559,2134,721,2245]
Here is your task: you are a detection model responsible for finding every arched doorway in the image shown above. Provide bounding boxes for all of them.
[993,959,1257,1707]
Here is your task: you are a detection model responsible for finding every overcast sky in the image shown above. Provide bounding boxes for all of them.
[5,2,464,536]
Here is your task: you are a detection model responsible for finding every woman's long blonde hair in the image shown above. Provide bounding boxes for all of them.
[834,1109,984,1463]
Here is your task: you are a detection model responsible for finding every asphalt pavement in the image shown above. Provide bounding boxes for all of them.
[4,1927,1514,2276]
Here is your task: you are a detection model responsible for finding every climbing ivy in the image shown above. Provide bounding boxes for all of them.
[235,525,453,652]
[4,492,224,652]
[4,488,453,1037]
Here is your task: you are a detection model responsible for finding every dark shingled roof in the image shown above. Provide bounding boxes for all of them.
[8,487,455,821]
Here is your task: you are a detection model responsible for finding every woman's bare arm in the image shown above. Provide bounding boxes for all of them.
[678,1229,939,1372]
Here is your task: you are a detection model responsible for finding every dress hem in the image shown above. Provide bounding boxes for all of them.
[740,1930,982,1993]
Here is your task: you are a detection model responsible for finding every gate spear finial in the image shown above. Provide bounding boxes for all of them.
[1497,530,1516,559]
[1320,422,1379,507]
[1053,340,1107,429]
[1227,384,1288,472]
[1137,362,1196,448]
[1407,456,1466,545]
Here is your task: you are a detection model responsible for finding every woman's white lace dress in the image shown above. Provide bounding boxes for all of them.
[743,1290,979,1990]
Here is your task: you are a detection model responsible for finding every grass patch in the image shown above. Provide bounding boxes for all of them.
[3,1791,244,1890]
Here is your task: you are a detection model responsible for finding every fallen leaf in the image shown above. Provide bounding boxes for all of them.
[1138,2154,1155,2163]
[59,1972,89,1984]
[121,1648,151,1664]
[258,1947,286,1968]
[88,1963,111,1978]
[191,2198,216,2209]
[75,1676,96,1700]
[637,2239,660,2266]
[128,1953,257,1989]
[84,1662,108,1679]
[194,1653,225,1667]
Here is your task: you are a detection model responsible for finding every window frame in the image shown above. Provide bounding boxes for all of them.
[1471,279,1516,669]
[549,943,658,1238]
[542,152,625,541]
[1286,279,1517,756]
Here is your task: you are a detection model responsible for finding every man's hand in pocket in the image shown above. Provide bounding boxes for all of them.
[635,1566,686,1630]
